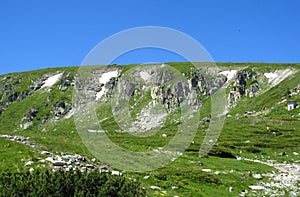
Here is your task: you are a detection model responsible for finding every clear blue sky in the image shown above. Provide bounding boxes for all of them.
[0,0,300,74]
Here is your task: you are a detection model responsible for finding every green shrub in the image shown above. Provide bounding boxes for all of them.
[198,174,221,185]
[245,147,261,153]
[0,169,145,197]
[208,147,235,158]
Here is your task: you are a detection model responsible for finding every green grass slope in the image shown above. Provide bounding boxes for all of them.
[0,63,299,196]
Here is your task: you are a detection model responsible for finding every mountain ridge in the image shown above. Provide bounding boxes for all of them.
[0,62,300,196]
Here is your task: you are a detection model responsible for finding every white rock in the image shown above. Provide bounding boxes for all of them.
[150,186,161,190]
[143,175,150,179]
[87,129,105,133]
[86,164,94,169]
[202,169,212,172]
[252,174,262,179]
[53,161,67,166]
[25,161,33,166]
[41,151,51,155]
[249,185,266,190]
[236,156,242,161]
[111,171,122,176]
[62,155,75,161]
[140,71,152,81]
[162,134,167,138]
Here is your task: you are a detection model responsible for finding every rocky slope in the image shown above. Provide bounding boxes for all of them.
[1,63,296,130]
[0,63,300,196]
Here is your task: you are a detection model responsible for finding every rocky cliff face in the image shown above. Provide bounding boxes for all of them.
[0,64,298,131]
[228,68,260,105]
[74,65,227,131]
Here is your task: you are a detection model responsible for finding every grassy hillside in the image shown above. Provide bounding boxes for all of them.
[0,63,299,196]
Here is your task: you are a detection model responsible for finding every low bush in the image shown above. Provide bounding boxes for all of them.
[208,147,236,158]
[0,169,145,197]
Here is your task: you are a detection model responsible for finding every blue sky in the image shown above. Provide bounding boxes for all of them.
[0,0,300,74]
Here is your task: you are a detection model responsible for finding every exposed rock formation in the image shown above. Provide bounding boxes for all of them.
[51,102,72,120]
[228,69,259,105]
[20,108,39,129]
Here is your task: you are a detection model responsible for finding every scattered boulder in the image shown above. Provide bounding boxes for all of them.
[41,151,51,155]
[279,152,286,156]
[252,174,262,179]
[20,108,39,129]
[111,171,122,176]
[150,186,161,190]
[53,161,67,167]
[249,185,265,190]
[200,117,211,124]
[52,102,72,119]
[86,164,94,169]
[25,161,33,166]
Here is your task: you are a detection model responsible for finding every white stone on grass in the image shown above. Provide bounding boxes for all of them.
[252,174,262,179]
[111,170,122,176]
[41,151,51,155]
[25,161,33,166]
[249,185,266,190]
[150,186,161,190]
